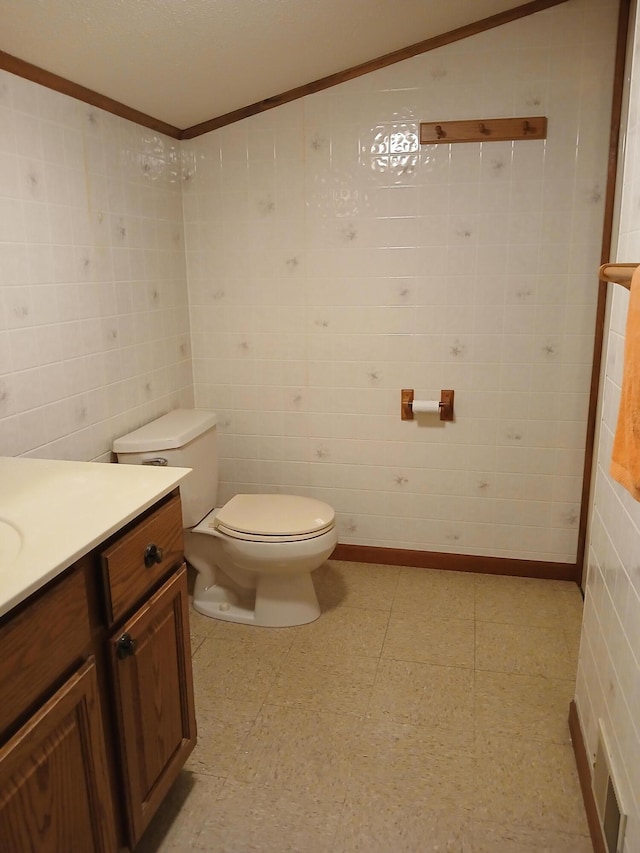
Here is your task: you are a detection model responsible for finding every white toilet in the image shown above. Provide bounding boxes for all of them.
[113,409,337,627]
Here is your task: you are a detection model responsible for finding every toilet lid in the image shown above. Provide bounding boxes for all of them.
[214,494,335,538]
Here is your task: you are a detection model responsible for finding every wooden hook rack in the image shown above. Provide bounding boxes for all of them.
[420,116,547,145]
[599,263,639,289]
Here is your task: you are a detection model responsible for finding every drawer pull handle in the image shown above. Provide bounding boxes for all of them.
[144,543,164,567]
[116,633,137,659]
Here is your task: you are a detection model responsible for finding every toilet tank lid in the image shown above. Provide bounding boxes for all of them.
[113,409,217,453]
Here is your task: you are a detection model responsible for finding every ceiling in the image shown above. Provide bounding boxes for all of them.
[1,0,548,131]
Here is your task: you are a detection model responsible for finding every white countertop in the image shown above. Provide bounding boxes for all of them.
[0,457,191,619]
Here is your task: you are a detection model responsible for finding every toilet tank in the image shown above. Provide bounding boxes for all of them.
[113,409,218,528]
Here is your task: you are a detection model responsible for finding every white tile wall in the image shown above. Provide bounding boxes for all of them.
[0,72,193,462]
[576,2,640,848]
[182,0,619,562]
[0,1,621,564]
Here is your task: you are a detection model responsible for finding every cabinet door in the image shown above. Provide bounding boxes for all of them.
[0,658,117,853]
[108,565,196,847]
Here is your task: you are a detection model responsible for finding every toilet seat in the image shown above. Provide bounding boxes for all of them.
[214,524,334,542]
[193,494,335,543]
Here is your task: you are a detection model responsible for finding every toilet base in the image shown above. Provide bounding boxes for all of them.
[193,570,321,627]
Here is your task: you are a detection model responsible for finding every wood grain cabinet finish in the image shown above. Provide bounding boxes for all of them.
[108,565,196,846]
[0,567,91,738]
[0,490,196,852]
[0,658,117,853]
[101,494,184,625]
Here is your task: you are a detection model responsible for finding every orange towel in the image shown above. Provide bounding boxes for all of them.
[610,265,640,499]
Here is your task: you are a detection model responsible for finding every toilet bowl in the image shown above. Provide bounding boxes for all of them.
[113,409,337,627]
[187,495,337,626]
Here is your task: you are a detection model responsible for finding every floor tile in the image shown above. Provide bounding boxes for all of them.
[367,658,474,746]
[382,610,475,668]
[565,626,582,671]
[206,616,300,652]
[289,605,390,659]
[471,820,593,852]
[135,771,225,852]
[190,635,206,657]
[475,670,575,744]
[474,574,579,628]
[195,778,343,852]
[184,697,262,779]
[556,581,585,632]
[348,718,476,808]
[393,567,476,619]
[147,563,588,851]
[334,792,473,853]
[314,560,400,611]
[231,705,361,802]
[191,636,287,708]
[474,733,589,834]
[475,620,576,679]
[189,607,219,644]
[266,651,378,715]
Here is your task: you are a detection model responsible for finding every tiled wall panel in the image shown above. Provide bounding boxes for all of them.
[182,0,619,562]
[577,2,640,847]
[0,73,193,462]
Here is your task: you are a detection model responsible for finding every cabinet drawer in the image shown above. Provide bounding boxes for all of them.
[101,494,184,624]
[0,566,91,737]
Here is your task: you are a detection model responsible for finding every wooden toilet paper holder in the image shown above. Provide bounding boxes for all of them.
[401,389,454,421]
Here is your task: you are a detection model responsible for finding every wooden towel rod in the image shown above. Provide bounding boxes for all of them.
[599,263,639,289]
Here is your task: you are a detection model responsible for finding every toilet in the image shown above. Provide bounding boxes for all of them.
[113,409,337,627]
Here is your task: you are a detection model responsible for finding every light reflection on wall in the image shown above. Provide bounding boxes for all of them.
[363,123,419,182]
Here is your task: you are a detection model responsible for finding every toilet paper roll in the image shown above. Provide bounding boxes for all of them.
[412,400,440,414]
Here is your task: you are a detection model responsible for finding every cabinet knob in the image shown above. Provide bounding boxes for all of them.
[116,633,137,659]
[144,543,164,568]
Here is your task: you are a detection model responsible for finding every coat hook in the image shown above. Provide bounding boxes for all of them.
[435,125,445,139]
[479,122,490,135]
[523,120,531,134]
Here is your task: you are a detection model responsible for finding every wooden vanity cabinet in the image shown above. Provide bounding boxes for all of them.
[101,492,196,847]
[0,563,117,853]
[0,490,196,853]
[0,658,117,853]
[108,566,196,846]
